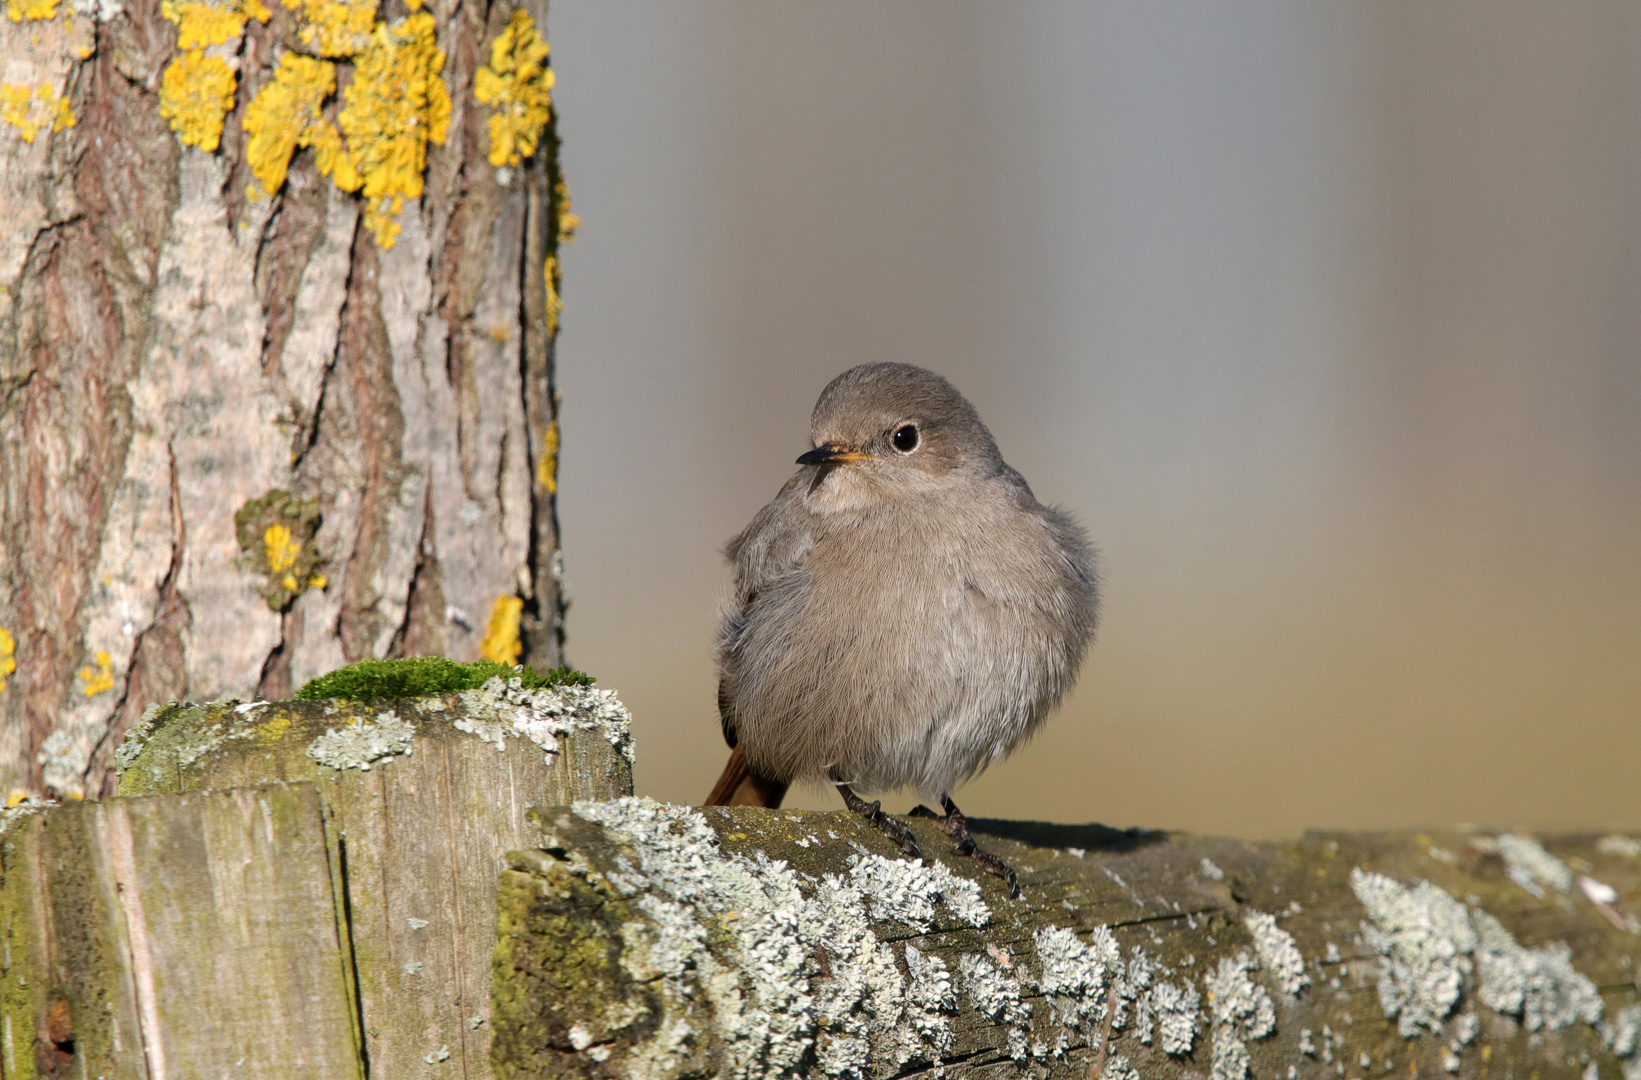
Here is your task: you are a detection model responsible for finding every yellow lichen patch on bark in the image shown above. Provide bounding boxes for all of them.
[555,176,579,243]
[322,12,449,247]
[544,252,562,336]
[242,52,335,196]
[536,419,559,494]
[1,82,75,143]
[159,51,236,150]
[158,0,269,151]
[474,7,551,168]
[236,490,325,610]
[0,627,15,691]
[280,0,374,57]
[264,522,303,592]
[5,0,56,21]
[79,650,115,696]
[162,0,270,47]
[479,595,524,665]
[236,0,454,246]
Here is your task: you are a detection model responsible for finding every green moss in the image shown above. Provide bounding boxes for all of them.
[492,849,686,1080]
[295,657,591,703]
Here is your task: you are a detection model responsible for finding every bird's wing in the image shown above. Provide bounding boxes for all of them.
[717,472,815,749]
[723,471,815,605]
[717,676,737,748]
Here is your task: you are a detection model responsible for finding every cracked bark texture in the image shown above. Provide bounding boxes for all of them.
[0,0,571,799]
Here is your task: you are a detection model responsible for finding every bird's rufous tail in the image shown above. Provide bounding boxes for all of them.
[704,746,789,807]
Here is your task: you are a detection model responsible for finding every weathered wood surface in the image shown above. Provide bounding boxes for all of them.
[494,800,1641,1080]
[2,782,361,1078]
[116,685,632,1079]
[0,682,630,1079]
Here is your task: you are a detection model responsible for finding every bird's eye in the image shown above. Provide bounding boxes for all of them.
[892,424,919,453]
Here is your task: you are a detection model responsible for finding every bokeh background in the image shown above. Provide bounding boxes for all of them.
[547,2,1641,838]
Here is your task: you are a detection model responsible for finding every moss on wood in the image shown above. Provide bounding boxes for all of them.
[295,657,592,703]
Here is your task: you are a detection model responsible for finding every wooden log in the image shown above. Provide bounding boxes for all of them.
[492,800,1641,1080]
[1,782,360,1079]
[76,679,631,1079]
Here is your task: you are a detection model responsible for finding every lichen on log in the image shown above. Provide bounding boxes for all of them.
[494,800,1641,1080]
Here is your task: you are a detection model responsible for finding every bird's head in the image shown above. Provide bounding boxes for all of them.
[798,363,1003,495]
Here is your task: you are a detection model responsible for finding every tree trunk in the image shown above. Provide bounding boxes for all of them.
[0,0,573,799]
[494,802,1641,1080]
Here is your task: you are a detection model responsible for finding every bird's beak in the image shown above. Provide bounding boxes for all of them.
[796,443,871,466]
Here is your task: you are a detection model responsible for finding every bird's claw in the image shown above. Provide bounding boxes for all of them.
[871,806,925,860]
[836,782,924,860]
[921,795,1023,899]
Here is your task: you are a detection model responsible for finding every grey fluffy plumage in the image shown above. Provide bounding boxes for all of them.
[715,362,1098,800]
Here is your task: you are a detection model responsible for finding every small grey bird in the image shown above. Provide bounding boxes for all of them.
[705,363,1098,894]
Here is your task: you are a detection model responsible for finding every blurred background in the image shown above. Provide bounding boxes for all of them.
[547,2,1641,838]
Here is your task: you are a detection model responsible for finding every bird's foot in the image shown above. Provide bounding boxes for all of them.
[910,795,1021,899]
[835,781,924,860]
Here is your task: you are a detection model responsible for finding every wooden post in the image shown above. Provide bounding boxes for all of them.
[493,801,1641,1080]
[0,680,631,1079]
[2,783,361,1079]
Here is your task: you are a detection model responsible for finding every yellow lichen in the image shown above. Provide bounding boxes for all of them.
[162,0,270,47]
[5,789,28,808]
[1,85,34,138]
[308,573,327,589]
[544,252,562,336]
[0,627,15,692]
[255,712,293,746]
[79,650,115,697]
[236,1,450,247]
[157,0,269,152]
[243,52,336,196]
[555,175,579,243]
[1,83,75,143]
[536,419,559,495]
[474,7,551,168]
[5,0,56,21]
[159,49,237,151]
[478,595,523,665]
[281,0,375,57]
[264,522,302,574]
[303,116,360,192]
[318,12,449,247]
[50,90,74,132]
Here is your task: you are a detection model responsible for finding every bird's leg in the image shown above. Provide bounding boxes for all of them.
[833,778,924,860]
[910,794,1021,899]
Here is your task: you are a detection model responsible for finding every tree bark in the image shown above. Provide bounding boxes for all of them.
[494,802,1641,1080]
[0,0,573,799]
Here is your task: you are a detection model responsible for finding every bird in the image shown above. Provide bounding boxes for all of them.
[704,362,1098,895]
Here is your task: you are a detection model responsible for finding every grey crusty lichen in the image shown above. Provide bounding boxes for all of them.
[494,807,1632,1080]
[1351,866,1608,1073]
[453,677,636,765]
[307,709,416,770]
[111,677,634,793]
[493,798,1279,1080]
[309,676,634,771]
